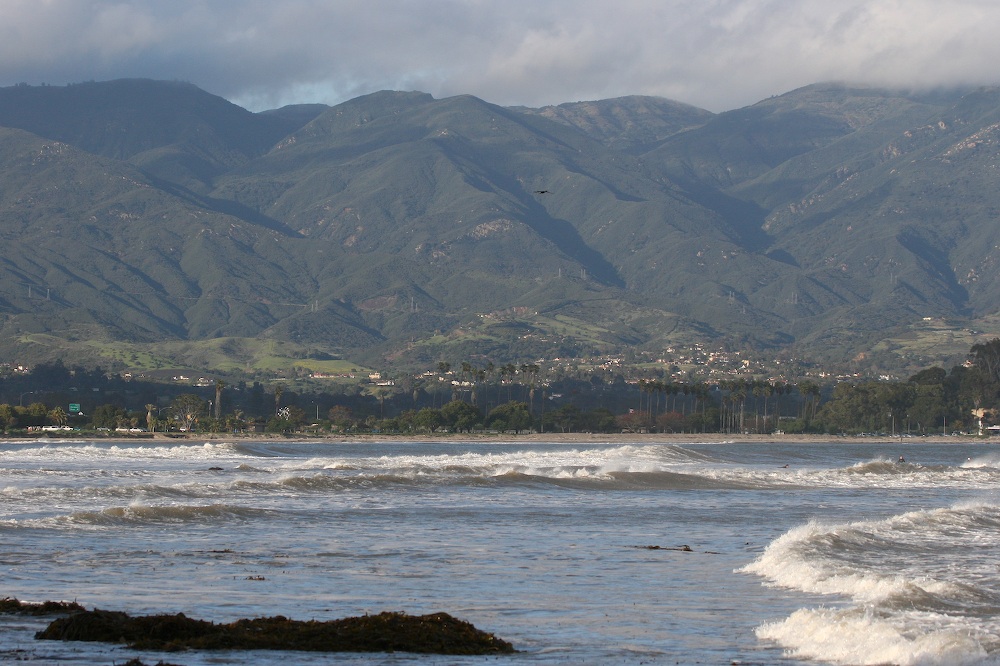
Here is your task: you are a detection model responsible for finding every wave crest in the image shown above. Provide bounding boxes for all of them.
[68,503,274,526]
[757,607,989,666]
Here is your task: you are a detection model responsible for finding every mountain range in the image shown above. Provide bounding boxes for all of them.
[0,78,997,377]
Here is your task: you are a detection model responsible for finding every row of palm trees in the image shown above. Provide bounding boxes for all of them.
[433,361,829,434]
[634,378,823,434]
[437,361,542,409]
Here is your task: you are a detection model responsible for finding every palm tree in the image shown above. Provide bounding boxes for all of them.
[772,382,787,420]
[642,379,656,419]
[484,361,496,410]
[734,380,748,433]
[798,381,821,423]
[274,383,285,415]
[502,363,517,401]
[373,386,393,419]
[145,404,157,432]
[762,382,774,433]
[214,380,225,420]
[48,406,67,427]
[461,362,474,403]
[752,382,765,433]
[474,369,486,406]
[522,363,540,413]
[227,409,246,433]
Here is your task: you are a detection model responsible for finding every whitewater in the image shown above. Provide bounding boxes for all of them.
[2,438,1000,664]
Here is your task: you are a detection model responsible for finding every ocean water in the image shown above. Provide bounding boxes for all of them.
[2,438,1000,665]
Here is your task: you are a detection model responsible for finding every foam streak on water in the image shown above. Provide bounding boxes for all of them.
[3,439,1000,664]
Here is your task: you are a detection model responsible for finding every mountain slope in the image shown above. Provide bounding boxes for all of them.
[214,90,811,353]
[3,79,1000,375]
[0,125,379,353]
[758,88,1000,324]
[0,79,310,192]
[514,95,714,152]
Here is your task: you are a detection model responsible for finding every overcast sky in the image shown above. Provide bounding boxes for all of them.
[1,0,997,112]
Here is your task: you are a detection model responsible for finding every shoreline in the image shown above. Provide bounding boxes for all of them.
[11,431,996,445]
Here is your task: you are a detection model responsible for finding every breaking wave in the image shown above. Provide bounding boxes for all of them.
[742,503,1000,664]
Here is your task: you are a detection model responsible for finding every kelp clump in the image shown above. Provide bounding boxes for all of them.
[36,608,515,655]
[0,597,85,615]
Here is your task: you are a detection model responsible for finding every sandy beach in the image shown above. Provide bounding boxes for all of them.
[128,431,991,445]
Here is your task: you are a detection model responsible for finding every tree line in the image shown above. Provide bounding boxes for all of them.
[815,341,1000,435]
[5,339,1000,436]
[0,394,616,435]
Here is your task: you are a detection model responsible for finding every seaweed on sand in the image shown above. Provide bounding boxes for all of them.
[35,608,516,655]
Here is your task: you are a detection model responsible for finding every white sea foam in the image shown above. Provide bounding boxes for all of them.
[962,453,1000,468]
[282,444,707,483]
[740,506,995,602]
[714,457,1000,491]
[1,441,237,458]
[744,522,900,601]
[746,503,1000,664]
[757,607,989,666]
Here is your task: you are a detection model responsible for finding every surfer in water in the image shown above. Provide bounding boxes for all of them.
[898,455,906,463]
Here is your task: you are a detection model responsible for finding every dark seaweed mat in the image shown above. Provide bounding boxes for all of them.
[0,597,85,615]
[35,608,516,654]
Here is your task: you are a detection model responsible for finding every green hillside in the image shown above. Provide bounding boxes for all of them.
[1,79,999,377]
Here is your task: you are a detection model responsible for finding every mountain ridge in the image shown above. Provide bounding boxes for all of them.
[0,78,994,377]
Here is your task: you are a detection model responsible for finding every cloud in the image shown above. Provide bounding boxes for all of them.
[0,0,998,112]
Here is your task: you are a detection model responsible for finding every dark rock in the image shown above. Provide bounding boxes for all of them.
[36,608,515,655]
